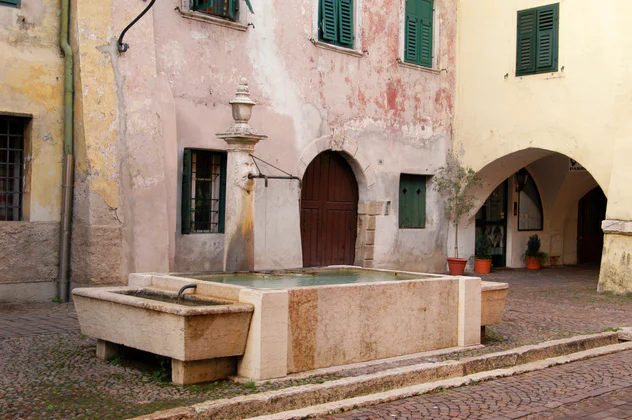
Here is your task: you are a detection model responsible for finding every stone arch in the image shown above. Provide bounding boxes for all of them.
[459,147,607,269]
[297,135,380,268]
[297,135,378,202]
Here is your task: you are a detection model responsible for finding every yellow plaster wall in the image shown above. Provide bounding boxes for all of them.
[0,0,64,221]
[455,0,632,197]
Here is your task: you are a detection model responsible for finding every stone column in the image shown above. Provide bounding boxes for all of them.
[217,79,267,272]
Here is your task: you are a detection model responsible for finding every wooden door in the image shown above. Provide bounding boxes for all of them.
[300,152,358,267]
[578,186,607,264]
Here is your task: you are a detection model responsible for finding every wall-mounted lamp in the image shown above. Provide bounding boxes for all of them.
[515,168,529,192]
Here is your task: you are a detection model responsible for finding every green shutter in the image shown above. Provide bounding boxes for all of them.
[419,0,433,67]
[516,4,558,76]
[244,0,254,13]
[320,0,338,42]
[404,0,419,63]
[227,0,237,21]
[535,4,558,72]
[181,149,192,235]
[0,0,20,7]
[218,153,227,234]
[338,0,354,47]
[399,175,426,229]
[516,9,536,75]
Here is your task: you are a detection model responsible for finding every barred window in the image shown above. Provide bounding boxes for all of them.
[181,149,227,234]
[0,116,26,221]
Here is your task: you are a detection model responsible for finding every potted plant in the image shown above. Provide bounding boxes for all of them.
[523,234,549,270]
[433,152,484,275]
[474,234,493,274]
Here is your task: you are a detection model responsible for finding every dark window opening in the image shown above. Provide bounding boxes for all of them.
[191,0,237,21]
[181,149,226,234]
[0,116,26,222]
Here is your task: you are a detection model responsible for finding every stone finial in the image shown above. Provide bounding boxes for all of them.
[229,78,256,131]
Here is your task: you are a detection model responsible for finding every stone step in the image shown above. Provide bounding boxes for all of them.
[134,331,626,420]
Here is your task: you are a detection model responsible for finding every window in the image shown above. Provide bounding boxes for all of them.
[0,116,26,221]
[399,174,426,229]
[319,0,354,48]
[516,3,559,76]
[0,0,20,9]
[190,0,253,21]
[517,169,543,231]
[404,0,433,67]
[181,149,227,234]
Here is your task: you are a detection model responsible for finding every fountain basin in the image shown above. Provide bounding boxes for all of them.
[122,266,487,381]
[72,286,254,384]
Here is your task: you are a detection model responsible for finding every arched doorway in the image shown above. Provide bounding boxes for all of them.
[300,151,358,267]
[578,186,607,264]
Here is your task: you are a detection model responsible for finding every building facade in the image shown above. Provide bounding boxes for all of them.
[1,0,459,301]
[0,0,64,301]
[455,0,632,293]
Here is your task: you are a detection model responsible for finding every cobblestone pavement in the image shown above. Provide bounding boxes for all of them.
[324,350,632,420]
[1,266,632,418]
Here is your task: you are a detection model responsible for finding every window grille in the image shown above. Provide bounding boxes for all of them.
[0,116,25,222]
[182,149,226,234]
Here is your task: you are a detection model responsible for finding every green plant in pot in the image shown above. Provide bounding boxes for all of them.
[433,152,484,275]
[474,234,493,274]
[523,234,548,270]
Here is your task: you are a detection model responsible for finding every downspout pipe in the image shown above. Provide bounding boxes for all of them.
[58,0,74,302]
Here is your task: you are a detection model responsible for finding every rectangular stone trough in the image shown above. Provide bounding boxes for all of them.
[481,280,509,326]
[72,286,254,384]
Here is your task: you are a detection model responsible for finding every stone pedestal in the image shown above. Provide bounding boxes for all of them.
[217,79,267,272]
[599,220,632,294]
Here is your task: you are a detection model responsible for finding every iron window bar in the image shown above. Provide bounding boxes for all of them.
[0,117,24,221]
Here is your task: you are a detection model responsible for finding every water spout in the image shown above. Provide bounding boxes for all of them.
[177,284,197,303]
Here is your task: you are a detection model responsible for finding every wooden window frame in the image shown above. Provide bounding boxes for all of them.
[181,149,227,235]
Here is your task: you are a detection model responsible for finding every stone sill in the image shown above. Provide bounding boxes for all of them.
[397,60,441,75]
[179,9,248,31]
[312,40,364,58]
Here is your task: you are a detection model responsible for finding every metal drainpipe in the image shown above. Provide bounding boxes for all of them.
[58,0,74,302]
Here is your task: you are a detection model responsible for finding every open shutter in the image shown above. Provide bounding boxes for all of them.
[419,0,433,67]
[404,0,419,63]
[218,153,227,234]
[244,0,254,13]
[338,0,354,47]
[181,149,192,235]
[320,0,338,42]
[227,0,237,20]
[535,4,558,72]
[516,9,536,75]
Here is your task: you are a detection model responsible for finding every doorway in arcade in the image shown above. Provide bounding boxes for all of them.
[476,180,508,267]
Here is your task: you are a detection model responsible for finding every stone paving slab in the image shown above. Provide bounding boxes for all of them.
[1,266,632,419]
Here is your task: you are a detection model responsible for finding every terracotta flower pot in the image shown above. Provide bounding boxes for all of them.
[447,258,468,275]
[474,258,492,274]
[525,256,541,270]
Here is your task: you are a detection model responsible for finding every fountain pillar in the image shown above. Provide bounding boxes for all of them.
[217,78,267,272]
